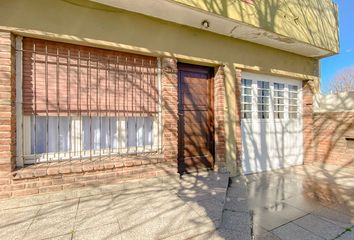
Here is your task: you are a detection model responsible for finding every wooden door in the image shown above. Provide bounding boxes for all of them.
[178,63,214,173]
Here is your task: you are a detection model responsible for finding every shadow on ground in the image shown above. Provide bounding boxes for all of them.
[0,171,251,240]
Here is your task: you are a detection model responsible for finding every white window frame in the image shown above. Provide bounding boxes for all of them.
[273,82,285,119]
[241,79,253,119]
[240,72,303,122]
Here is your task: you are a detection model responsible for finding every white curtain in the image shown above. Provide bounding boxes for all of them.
[82,117,118,151]
[31,116,154,154]
[31,117,70,154]
[127,117,153,147]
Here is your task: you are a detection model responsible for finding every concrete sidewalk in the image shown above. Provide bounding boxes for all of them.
[0,171,251,240]
[247,165,354,240]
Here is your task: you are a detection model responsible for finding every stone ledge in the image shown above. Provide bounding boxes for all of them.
[12,154,165,180]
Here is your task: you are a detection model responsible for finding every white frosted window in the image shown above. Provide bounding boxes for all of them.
[127,117,153,147]
[82,117,118,150]
[31,117,70,154]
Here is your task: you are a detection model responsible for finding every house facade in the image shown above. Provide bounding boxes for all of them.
[0,0,339,198]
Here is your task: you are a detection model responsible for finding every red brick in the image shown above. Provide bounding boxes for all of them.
[12,188,39,197]
[62,182,84,190]
[59,166,71,174]
[47,167,59,175]
[39,185,62,193]
[0,191,11,199]
[11,183,26,190]
[0,178,10,185]
[34,168,48,177]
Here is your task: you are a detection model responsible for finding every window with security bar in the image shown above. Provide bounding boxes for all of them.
[19,38,161,165]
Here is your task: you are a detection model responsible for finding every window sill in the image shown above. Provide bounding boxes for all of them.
[12,154,164,180]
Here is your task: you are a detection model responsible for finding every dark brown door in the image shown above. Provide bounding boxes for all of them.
[178,63,214,173]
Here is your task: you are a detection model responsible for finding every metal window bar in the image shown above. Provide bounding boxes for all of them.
[17,39,161,165]
[56,48,60,161]
[33,42,37,163]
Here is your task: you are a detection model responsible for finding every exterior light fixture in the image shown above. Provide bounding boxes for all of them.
[201,20,210,29]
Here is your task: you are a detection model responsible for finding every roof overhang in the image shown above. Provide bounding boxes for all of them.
[91,0,334,58]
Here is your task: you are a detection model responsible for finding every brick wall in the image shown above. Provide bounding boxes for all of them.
[302,80,354,169]
[0,31,16,187]
[23,38,158,116]
[313,112,354,168]
[214,66,226,171]
[0,35,178,199]
[1,157,176,198]
[234,69,242,173]
[303,80,315,165]
[161,58,178,169]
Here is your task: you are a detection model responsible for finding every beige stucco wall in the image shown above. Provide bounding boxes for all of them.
[174,0,339,54]
[0,0,321,176]
[314,92,354,113]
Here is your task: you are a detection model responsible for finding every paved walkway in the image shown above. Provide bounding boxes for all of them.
[0,172,251,240]
[3,164,351,240]
[247,165,354,240]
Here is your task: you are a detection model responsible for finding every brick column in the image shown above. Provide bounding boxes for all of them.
[0,31,16,191]
[303,80,315,165]
[161,58,178,169]
[214,66,226,172]
[234,68,243,174]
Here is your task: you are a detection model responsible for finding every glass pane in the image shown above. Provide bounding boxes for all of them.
[289,106,298,112]
[257,104,269,111]
[258,90,270,96]
[274,91,284,97]
[289,113,298,119]
[275,98,284,104]
[31,117,70,154]
[274,83,285,90]
[127,117,153,147]
[83,117,99,150]
[257,81,269,89]
[243,96,252,103]
[242,104,252,111]
[275,112,284,119]
[242,88,252,95]
[258,112,269,119]
[274,105,284,111]
[242,79,252,87]
[289,85,298,91]
[258,97,269,104]
[289,92,298,99]
[242,112,252,119]
[58,118,70,152]
[31,117,46,154]
[82,117,118,150]
[289,99,297,105]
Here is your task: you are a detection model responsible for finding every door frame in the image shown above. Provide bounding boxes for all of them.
[177,63,215,174]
